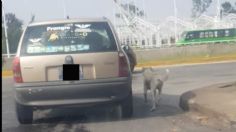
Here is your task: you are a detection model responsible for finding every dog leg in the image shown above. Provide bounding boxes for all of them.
[150,89,156,112]
[156,82,163,107]
[155,89,160,106]
[144,86,148,103]
[156,94,160,107]
[144,81,148,103]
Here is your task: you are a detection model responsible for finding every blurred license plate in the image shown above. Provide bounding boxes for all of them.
[59,64,83,81]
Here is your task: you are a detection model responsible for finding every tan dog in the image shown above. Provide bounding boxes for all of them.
[142,67,169,111]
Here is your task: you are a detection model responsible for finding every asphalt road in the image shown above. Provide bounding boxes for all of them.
[2,62,236,132]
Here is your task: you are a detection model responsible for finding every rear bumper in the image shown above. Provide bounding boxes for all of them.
[14,77,131,108]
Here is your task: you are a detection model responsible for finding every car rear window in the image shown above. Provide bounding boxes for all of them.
[20,22,117,56]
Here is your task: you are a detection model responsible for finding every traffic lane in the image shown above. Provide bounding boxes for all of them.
[2,92,216,132]
[132,62,236,107]
[2,77,184,132]
[164,62,236,96]
[3,93,214,132]
[3,62,236,132]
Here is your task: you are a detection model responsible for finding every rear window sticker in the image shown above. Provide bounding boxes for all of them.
[51,47,58,52]
[70,45,77,51]
[28,47,38,53]
[64,46,70,52]
[48,33,59,42]
[74,32,80,36]
[83,45,90,50]
[29,38,42,43]
[40,47,46,52]
[75,28,92,33]
[70,40,75,44]
[46,46,53,52]
[34,47,41,53]
[76,44,90,50]
[45,47,49,52]
[27,47,34,53]
[82,32,88,37]
[75,24,91,29]
[59,31,66,38]
[77,45,82,50]
[57,46,64,52]
[47,26,70,31]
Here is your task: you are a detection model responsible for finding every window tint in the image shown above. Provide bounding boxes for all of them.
[200,32,204,38]
[218,30,225,37]
[225,30,229,37]
[205,32,209,38]
[21,22,117,56]
[214,31,218,37]
[186,33,193,40]
[186,32,199,40]
[209,32,214,38]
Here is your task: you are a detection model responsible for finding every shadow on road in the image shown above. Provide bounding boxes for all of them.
[3,124,89,132]
[3,93,183,132]
[132,93,183,119]
[2,74,184,132]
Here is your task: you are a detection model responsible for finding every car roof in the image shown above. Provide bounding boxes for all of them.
[28,17,110,27]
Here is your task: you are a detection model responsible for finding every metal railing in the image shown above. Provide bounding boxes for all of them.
[2,54,16,58]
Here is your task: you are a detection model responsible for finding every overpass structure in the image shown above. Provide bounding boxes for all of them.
[113,0,236,49]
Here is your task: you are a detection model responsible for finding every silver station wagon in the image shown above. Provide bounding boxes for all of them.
[12,18,133,124]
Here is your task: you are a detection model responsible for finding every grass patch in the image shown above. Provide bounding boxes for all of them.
[2,70,13,77]
[137,52,236,67]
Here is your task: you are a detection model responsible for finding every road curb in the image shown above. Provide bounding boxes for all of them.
[136,60,236,69]
[2,60,236,77]
[179,87,232,125]
[179,91,196,111]
[134,60,236,71]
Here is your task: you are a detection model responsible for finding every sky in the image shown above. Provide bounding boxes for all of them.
[2,0,235,27]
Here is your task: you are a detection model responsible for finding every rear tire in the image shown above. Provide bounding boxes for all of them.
[15,102,33,124]
[121,92,133,118]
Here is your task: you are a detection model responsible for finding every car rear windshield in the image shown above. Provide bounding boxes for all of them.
[20,22,117,56]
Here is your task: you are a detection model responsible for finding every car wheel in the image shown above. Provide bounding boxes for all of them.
[121,92,133,118]
[15,102,33,124]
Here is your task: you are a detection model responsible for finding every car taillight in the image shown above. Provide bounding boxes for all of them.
[118,52,129,77]
[12,57,23,83]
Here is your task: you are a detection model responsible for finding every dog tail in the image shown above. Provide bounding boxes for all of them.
[140,67,154,73]
[161,69,169,82]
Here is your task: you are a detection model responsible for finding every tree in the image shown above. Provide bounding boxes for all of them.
[221,1,236,14]
[3,13,23,53]
[115,2,145,18]
[192,0,212,18]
